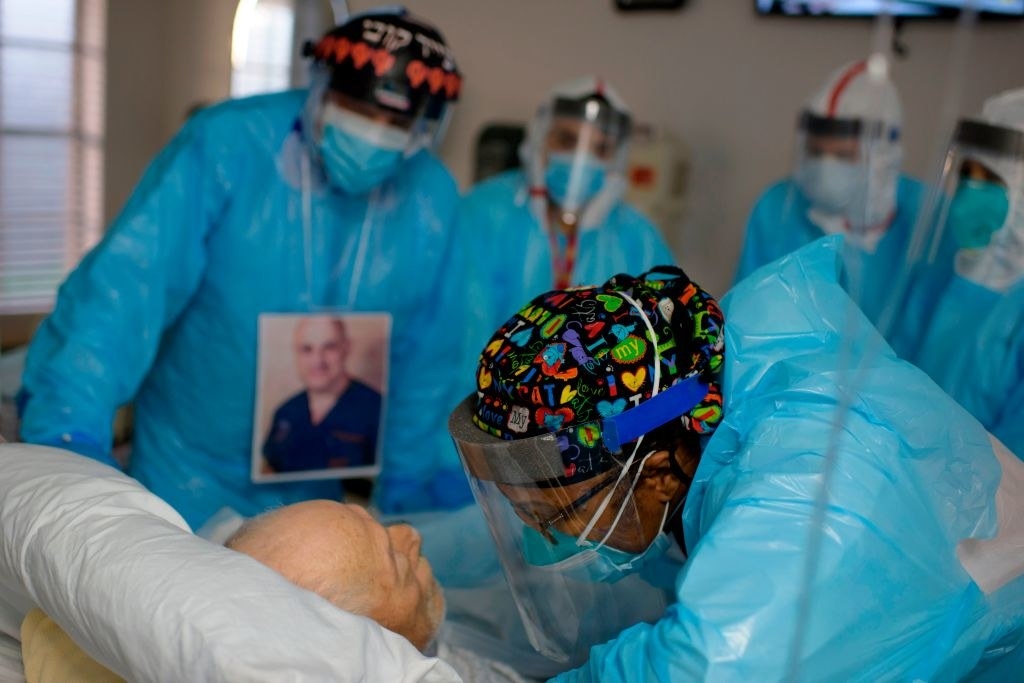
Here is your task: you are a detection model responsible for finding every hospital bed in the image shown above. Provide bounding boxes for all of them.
[2,429,1022,682]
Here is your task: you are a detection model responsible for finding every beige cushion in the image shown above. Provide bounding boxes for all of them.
[20,609,123,683]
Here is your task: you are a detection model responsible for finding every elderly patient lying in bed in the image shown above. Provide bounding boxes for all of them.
[225,500,445,653]
[21,500,520,683]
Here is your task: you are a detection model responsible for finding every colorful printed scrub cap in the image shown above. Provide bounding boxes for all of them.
[472,266,725,484]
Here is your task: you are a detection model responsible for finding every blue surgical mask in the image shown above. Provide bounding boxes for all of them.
[520,510,672,584]
[796,157,866,215]
[544,152,607,210]
[318,104,411,195]
[948,178,1011,249]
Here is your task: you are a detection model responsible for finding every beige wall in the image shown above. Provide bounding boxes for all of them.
[103,0,1024,295]
[104,0,170,224]
[103,0,237,224]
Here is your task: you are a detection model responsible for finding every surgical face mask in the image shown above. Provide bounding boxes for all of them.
[318,103,411,195]
[520,505,672,584]
[948,178,1011,250]
[796,157,866,216]
[545,152,607,210]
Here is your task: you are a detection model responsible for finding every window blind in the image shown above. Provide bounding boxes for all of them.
[0,0,105,314]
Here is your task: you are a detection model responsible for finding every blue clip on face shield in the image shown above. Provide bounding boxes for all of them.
[449,374,709,490]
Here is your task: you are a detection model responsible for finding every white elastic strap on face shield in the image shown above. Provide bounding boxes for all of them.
[321,102,412,152]
[591,448,660,552]
[575,290,664,548]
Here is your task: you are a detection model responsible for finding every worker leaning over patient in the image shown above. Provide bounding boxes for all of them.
[449,239,1024,680]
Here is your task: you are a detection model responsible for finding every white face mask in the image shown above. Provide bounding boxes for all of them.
[796,157,865,216]
[797,152,899,235]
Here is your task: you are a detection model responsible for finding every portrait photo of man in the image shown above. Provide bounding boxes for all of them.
[254,314,389,482]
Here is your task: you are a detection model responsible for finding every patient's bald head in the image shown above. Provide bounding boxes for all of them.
[226,500,444,652]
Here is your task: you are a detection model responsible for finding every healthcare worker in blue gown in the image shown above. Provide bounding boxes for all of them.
[918,88,1024,458]
[446,239,1024,681]
[17,9,472,527]
[735,58,950,361]
[457,77,674,362]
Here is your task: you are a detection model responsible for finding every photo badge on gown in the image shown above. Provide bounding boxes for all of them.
[252,312,391,483]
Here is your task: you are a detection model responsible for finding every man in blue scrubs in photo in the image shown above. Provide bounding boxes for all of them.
[263,317,381,473]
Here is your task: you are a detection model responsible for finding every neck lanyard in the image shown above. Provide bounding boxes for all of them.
[550,221,579,290]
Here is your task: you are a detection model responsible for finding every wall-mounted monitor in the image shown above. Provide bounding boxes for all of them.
[914,0,1023,14]
[756,0,1023,16]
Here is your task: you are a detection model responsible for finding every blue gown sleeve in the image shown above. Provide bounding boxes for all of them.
[733,190,773,285]
[977,288,1024,459]
[613,203,676,270]
[992,380,1024,459]
[636,213,676,270]
[18,112,230,466]
[374,171,473,513]
[450,179,515,406]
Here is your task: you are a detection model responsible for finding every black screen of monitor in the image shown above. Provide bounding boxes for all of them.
[756,0,1023,16]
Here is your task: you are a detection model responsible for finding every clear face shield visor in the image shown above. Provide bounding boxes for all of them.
[932,119,1024,255]
[792,110,901,233]
[306,63,455,158]
[539,96,631,220]
[447,376,707,667]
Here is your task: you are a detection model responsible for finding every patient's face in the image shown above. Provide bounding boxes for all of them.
[228,500,444,652]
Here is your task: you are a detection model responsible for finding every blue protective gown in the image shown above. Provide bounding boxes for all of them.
[18,90,472,527]
[917,276,1024,457]
[735,176,953,362]
[552,236,1023,682]
[457,169,675,366]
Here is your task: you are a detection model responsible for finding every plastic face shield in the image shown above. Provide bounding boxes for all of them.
[540,96,631,220]
[307,64,454,159]
[447,376,707,668]
[876,117,1024,354]
[781,58,908,338]
[792,109,901,234]
[932,120,1024,268]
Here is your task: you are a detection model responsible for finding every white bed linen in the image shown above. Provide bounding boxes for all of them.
[0,633,24,683]
[0,444,461,683]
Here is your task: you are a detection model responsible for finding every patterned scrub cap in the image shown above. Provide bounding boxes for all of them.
[472,266,725,485]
